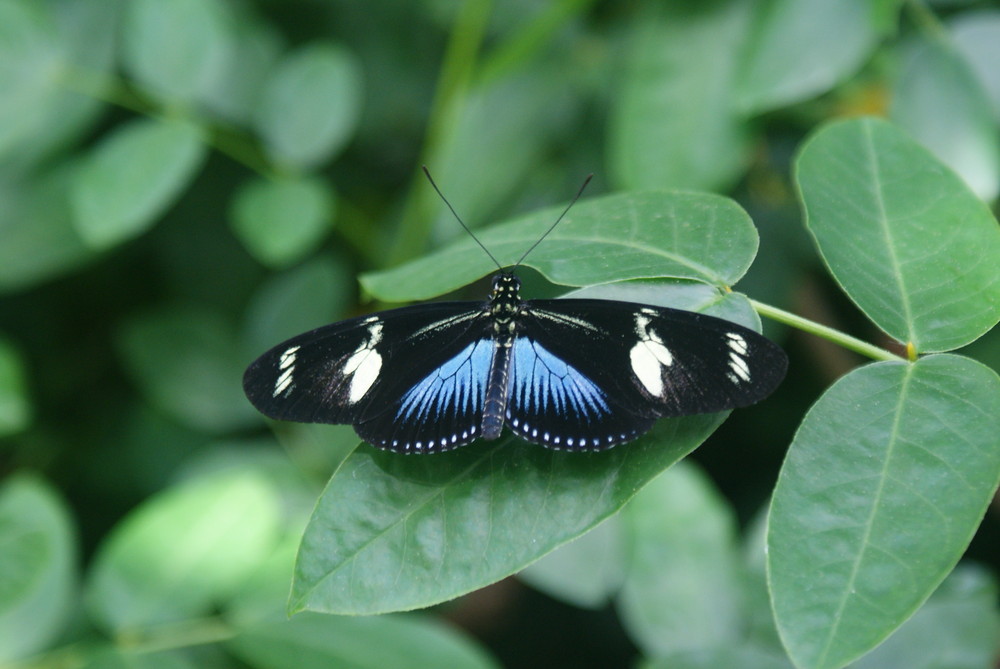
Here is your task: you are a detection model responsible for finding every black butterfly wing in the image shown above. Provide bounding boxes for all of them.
[243,301,495,453]
[505,299,788,451]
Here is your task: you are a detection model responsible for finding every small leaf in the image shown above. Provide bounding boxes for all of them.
[229,612,499,669]
[518,515,626,609]
[230,175,336,268]
[117,304,258,433]
[768,355,1000,669]
[0,337,31,436]
[737,0,878,113]
[242,254,354,358]
[608,2,753,191]
[292,417,723,616]
[71,118,207,250]
[255,43,363,169]
[362,191,759,302]
[618,462,742,656]
[891,35,1000,200]
[122,0,233,104]
[0,475,75,663]
[86,473,280,633]
[796,117,1000,352]
[0,0,61,159]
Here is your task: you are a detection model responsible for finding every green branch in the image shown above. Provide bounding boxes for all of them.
[749,298,907,363]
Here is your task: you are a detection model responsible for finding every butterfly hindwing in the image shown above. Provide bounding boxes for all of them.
[502,299,788,450]
[243,301,495,453]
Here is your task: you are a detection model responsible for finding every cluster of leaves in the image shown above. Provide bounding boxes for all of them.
[1,1,999,669]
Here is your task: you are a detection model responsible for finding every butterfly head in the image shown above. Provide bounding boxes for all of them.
[489,272,523,323]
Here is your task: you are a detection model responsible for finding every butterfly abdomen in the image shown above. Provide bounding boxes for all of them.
[482,338,512,439]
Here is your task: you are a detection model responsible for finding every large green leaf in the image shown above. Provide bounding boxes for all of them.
[86,473,281,633]
[608,1,753,192]
[255,43,362,170]
[291,416,723,616]
[0,475,75,663]
[363,191,758,302]
[736,0,878,113]
[768,355,1000,669]
[122,0,233,104]
[618,461,742,656]
[949,10,1000,121]
[71,118,207,250]
[228,612,498,669]
[891,35,1000,201]
[795,117,1000,352]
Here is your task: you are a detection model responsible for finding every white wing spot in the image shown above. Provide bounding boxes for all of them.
[630,313,673,397]
[729,351,751,382]
[726,332,748,355]
[343,322,384,403]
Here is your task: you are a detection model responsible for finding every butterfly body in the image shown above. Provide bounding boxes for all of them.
[243,273,787,454]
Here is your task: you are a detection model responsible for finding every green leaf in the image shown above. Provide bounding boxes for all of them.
[0,475,75,663]
[0,0,61,159]
[79,647,196,669]
[737,0,878,113]
[291,417,724,616]
[949,10,1000,121]
[255,43,363,170]
[201,18,283,124]
[848,565,1000,669]
[767,355,1000,669]
[230,175,336,268]
[608,1,753,191]
[71,118,207,250]
[242,254,354,358]
[795,117,1000,352]
[363,191,759,302]
[891,35,1000,201]
[0,336,31,436]
[116,304,258,433]
[122,0,234,104]
[86,473,280,633]
[228,612,499,669]
[518,515,626,609]
[618,461,742,656]
[0,164,94,292]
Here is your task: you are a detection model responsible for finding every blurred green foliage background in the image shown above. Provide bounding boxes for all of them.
[1,0,999,667]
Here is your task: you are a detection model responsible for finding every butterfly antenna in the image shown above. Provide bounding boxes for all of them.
[513,173,593,268]
[422,165,503,272]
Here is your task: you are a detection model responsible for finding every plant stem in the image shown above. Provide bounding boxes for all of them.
[749,298,907,363]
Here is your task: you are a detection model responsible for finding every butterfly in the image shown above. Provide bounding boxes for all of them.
[243,172,788,454]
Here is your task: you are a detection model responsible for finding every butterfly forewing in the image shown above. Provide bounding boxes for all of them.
[502,299,787,450]
[242,302,495,453]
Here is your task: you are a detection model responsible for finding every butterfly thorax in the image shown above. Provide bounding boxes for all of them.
[488,273,524,338]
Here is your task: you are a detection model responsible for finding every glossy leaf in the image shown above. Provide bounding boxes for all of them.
[768,355,1000,669]
[292,417,724,616]
[891,35,1000,200]
[230,175,335,268]
[86,473,280,633]
[0,336,31,436]
[363,191,759,302]
[71,118,207,250]
[608,1,753,192]
[0,475,75,663]
[255,43,362,169]
[618,461,742,656]
[229,612,498,669]
[517,514,626,609]
[737,0,878,113]
[122,0,233,103]
[117,305,258,433]
[796,117,1000,352]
